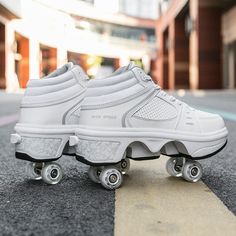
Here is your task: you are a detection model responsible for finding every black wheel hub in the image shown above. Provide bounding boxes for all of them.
[109,174,117,183]
[50,169,58,179]
[96,169,101,177]
[34,168,41,175]
[174,164,182,172]
[121,160,127,169]
[190,167,199,177]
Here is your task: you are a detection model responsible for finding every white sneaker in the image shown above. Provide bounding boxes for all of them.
[75,62,228,189]
[11,62,88,184]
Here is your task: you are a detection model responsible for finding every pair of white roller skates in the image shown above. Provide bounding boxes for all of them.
[11,62,228,189]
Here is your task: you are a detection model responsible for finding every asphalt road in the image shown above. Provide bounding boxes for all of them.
[0,90,235,235]
[0,93,114,236]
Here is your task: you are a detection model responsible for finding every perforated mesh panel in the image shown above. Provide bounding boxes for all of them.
[134,97,177,120]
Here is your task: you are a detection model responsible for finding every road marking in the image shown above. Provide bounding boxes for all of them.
[115,158,236,236]
[192,105,236,122]
[0,114,19,127]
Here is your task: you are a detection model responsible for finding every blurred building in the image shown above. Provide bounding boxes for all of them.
[155,0,236,90]
[0,0,157,92]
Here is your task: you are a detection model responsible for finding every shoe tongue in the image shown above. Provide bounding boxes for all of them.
[114,61,137,75]
[126,61,136,70]
[67,62,74,69]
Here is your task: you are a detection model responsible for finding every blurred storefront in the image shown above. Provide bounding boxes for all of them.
[155,0,236,90]
[0,0,157,92]
[2,0,236,92]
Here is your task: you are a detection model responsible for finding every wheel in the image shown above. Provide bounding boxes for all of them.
[99,167,123,190]
[27,162,44,180]
[116,158,130,174]
[88,166,102,183]
[166,157,183,177]
[182,161,202,183]
[41,162,63,185]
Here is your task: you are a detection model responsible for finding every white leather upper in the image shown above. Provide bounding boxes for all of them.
[19,63,88,125]
[18,61,226,135]
[79,62,226,135]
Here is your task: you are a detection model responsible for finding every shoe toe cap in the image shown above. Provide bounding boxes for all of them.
[197,110,225,133]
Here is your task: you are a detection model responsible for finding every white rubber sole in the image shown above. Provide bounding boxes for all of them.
[12,123,79,161]
[75,126,228,164]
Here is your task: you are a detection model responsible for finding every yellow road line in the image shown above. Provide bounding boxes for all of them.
[115,157,236,236]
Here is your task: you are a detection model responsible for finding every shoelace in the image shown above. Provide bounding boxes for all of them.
[156,86,182,105]
[139,69,183,106]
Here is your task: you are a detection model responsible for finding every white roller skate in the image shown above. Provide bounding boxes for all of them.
[11,63,88,184]
[75,62,228,190]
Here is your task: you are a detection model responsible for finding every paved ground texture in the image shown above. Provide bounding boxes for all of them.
[0,93,114,236]
[0,90,235,235]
